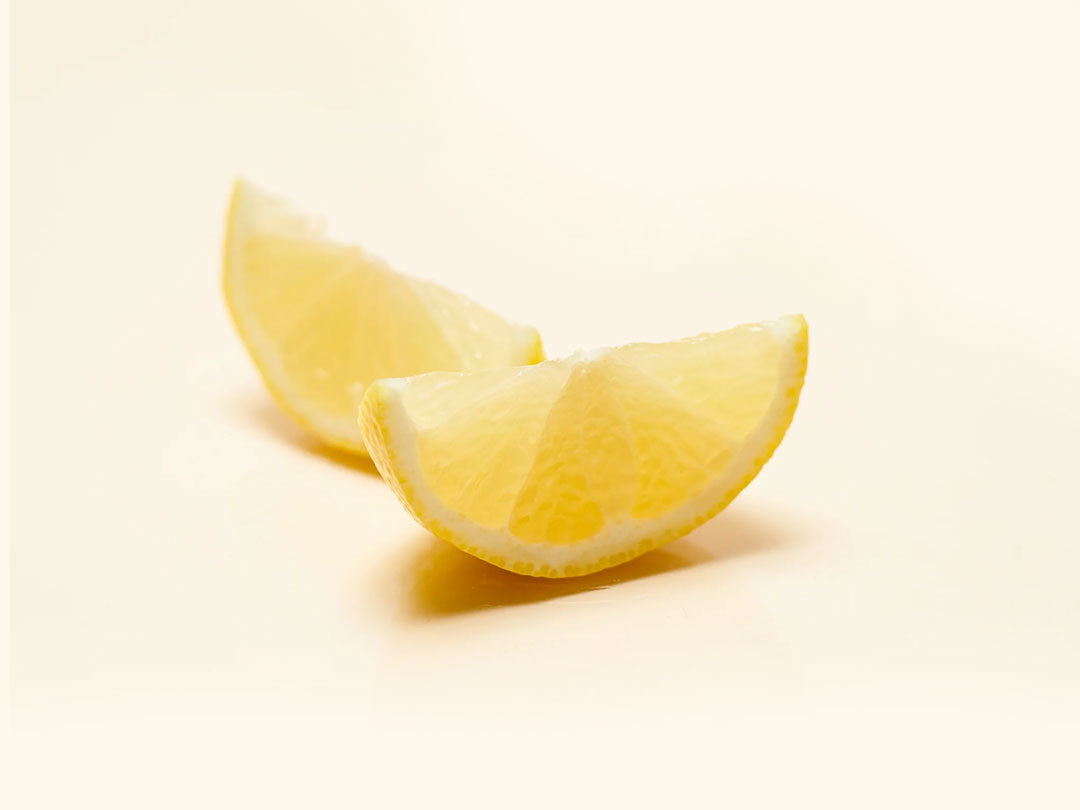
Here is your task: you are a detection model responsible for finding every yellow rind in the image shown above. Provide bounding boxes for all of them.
[360,316,808,578]
[220,181,368,452]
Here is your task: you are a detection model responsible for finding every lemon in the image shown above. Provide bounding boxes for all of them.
[222,179,544,455]
[360,315,808,577]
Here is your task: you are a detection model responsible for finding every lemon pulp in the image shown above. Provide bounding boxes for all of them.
[361,315,807,576]
[222,179,544,455]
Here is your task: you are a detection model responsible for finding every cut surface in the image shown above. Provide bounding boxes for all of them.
[360,315,808,577]
[222,179,544,454]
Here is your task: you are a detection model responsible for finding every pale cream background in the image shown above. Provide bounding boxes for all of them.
[10,1,1080,807]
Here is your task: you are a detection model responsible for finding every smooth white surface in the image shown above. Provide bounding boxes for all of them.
[11,1,1080,807]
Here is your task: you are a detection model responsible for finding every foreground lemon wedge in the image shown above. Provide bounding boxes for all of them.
[360,315,808,577]
[223,180,544,454]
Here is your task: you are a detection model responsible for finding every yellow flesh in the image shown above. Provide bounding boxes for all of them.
[360,316,808,577]
[222,180,544,454]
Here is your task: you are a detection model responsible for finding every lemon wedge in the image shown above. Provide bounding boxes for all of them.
[222,179,544,454]
[360,315,807,577]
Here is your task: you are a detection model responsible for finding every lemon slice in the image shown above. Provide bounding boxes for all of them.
[222,179,544,454]
[360,315,808,577]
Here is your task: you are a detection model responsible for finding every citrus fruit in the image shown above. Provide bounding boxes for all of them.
[222,179,544,455]
[360,314,808,577]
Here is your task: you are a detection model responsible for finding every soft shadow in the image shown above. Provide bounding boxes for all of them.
[228,392,378,475]
[399,509,797,619]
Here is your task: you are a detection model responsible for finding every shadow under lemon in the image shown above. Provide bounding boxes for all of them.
[229,392,379,475]
[229,390,800,617]
[396,508,797,619]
